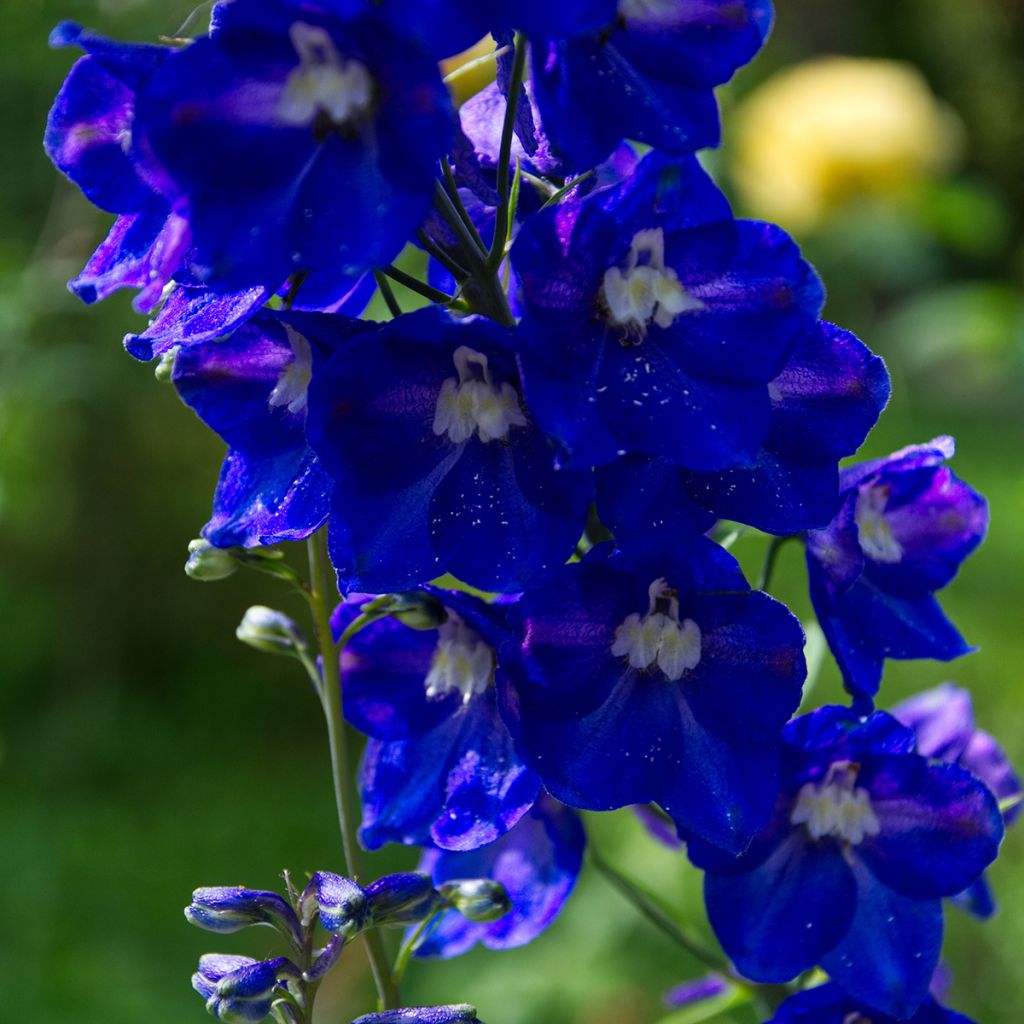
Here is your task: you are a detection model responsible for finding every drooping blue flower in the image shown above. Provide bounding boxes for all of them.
[172,312,369,548]
[511,151,823,469]
[804,438,988,706]
[130,0,455,293]
[192,953,301,1022]
[767,981,976,1024]
[352,1007,482,1024]
[332,591,541,852]
[691,706,1003,1019]
[186,887,302,947]
[596,320,890,549]
[306,307,593,593]
[413,794,585,958]
[524,1,774,170]
[892,683,1021,917]
[500,539,806,853]
[44,23,191,311]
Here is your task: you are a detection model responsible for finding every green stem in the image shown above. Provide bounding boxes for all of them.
[588,846,730,974]
[488,33,527,272]
[382,265,455,306]
[374,270,402,318]
[758,535,795,593]
[305,532,401,1010]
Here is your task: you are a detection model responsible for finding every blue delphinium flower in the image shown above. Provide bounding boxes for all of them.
[306,307,593,593]
[172,312,370,548]
[804,438,988,706]
[892,682,1021,917]
[767,981,976,1024]
[130,0,454,292]
[596,319,890,549]
[691,706,1003,1019]
[44,23,187,311]
[524,1,774,169]
[500,538,806,853]
[333,590,540,852]
[511,151,824,469]
[192,953,301,1022]
[414,794,585,957]
[353,1007,482,1024]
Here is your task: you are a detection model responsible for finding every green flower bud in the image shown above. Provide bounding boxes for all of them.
[236,606,304,655]
[154,346,179,382]
[439,879,512,923]
[185,539,239,581]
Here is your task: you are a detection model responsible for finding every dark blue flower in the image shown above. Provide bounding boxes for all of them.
[352,1007,482,1024]
[597,319,890,548]
[172,312,368,548]
[186,887,302,947]
[767,981,976,1024]
[692,706,1003,1019]
[892,682,1020,917]
[805,438,988,705]
[500,539,806,853]
[132,0,454,292]
[365,872,443,927]
[525,1,774,169]
[333,591,540,852]
[306,307,593,593]
[511,151,823,469]
[192,953,301,1022]
[413,794,585,958]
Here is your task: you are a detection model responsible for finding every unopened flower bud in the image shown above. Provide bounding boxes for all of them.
[301,871,368,938]
[366,872,442,927]
[439,879,512,923]
[154,346,178,382]
[192,954,300,1023]
[185,539,239,581]
[185,887,302,947]
[236,606,304,655]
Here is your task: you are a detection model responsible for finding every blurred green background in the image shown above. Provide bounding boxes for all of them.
[3,1,1024,1022]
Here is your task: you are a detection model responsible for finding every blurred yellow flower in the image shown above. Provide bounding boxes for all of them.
[441,35,499,107]
[732,57,964,230]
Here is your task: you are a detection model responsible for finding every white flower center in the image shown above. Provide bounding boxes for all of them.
[790,761,880,845]
[601,228,703,339]
[279,22,373,128]
[855,484,903,563]
[611,577,702,681]
[268,326,313,415]
[432,346,527,444]
[424,616,494,704]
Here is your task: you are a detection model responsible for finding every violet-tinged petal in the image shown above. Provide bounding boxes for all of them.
[365,872,442,927]
[856,759,1003,900]
[352,1007,482,1024]
[306,871,368,937]
[663,975,729,1009]
[891,683,975,762]
[124,284,269,361]
[71,203,190,312]
[414,795,585,958]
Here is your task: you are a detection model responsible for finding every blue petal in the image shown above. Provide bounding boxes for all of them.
[857,759,1003,900]
[704,829,856,982]
[360,689,539,852]
[768,983,977,1024]
[415,795,585,958]
[820,860,942,1020]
